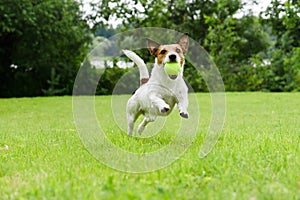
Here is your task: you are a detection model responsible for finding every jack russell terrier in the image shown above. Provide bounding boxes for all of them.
[123,33,189,136]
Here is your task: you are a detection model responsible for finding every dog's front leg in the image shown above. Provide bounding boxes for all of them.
[150,95,170,114]
[177,87,189,119]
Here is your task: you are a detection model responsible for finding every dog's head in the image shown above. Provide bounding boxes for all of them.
[147,33,189,80]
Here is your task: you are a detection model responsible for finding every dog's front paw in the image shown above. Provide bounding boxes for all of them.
[161,107,170,113]
[180,112,189,119]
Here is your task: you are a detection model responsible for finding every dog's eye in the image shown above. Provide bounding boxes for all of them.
[160,50,166,55]
[176,48,181,53]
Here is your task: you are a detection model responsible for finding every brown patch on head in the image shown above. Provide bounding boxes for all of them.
[147,34,189,66]
[154,44,185,65]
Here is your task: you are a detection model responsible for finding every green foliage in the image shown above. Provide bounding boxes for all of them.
[94,24,116,38]
[1,0,300,96]
[92,0,273,93]
[283,47,300,91]
[73,58,99,95]
[203,14,270,91]
[184,62,207,92]
[42,68,66,96]
[260,0,300,91]
[92,0,242,43]
[97,67,132,95]
[0,0,92,97]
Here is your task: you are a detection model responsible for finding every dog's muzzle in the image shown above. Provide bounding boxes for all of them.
[169,75,178,80]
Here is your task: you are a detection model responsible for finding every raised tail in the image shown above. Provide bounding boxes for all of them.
[122,50,149,85]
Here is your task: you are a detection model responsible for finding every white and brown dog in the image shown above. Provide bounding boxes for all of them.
[123,33,189,135]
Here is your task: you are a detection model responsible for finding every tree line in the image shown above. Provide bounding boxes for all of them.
[1,0,299,97]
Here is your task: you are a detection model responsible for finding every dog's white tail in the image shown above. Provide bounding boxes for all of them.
[122,50,149,85]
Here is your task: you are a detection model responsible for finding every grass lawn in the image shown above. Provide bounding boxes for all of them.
[0,93,300,199]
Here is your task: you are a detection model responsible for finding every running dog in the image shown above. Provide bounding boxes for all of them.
[123,33,189,135]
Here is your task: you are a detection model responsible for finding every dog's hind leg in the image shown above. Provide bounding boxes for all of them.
[126,98,141,136]
[127,114,135,136]
[127,111,141,136]
[137,115,156,135]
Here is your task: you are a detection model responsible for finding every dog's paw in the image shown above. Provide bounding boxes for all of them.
[180,112,189,119]
[161,107,170,113]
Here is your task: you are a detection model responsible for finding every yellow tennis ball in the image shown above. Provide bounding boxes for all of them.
[164,62,181,75]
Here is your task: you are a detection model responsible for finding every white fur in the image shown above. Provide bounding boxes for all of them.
[124,50,189,135]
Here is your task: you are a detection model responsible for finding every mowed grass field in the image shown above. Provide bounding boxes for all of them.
[0,93,300,199]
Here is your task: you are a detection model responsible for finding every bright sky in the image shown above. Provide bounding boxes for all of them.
[238,0,273,16]
[80,0,275,27]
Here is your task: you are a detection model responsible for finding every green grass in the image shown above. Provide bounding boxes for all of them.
[1,93,300,199]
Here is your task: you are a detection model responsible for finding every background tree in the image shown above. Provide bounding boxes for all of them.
[1,0,299,96]
[260,0,300,91]
[0,0,92,97]
[91,0,242,43]
[91,0,270,92]
[204,15,270,91]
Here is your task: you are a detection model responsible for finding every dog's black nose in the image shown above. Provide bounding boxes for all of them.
[169,54,176,62]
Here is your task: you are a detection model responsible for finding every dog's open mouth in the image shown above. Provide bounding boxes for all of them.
[169,75,178,80]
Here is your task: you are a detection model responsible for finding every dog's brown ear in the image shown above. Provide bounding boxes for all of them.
[177,33,189,54]
[146,38,160,56]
